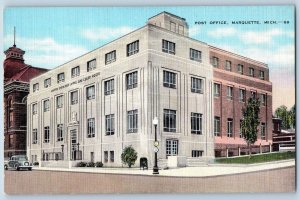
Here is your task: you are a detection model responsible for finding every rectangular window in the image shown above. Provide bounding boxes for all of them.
[214,83,221,97]
[251,91,257,99]
[163,109,176,132]
[261,123,266,140]
[225,60,232,71]
[127,109,138,133]
[163,71,176,88]
[104,79,114,95]
[32,104,37,115]
[227,86,233,100]
[127,40,139,56]
[227,118,233,137]
[259,70,265,80]
[56,95,63,108]
[191,77,203,93]
[212,57,219,67]
[192,150,203,157]
[237,64,244,74]
[70,91,78,105]
[9,135,13,148]
[191,112,202,135]
[104,151,108,163]
[87,118,95,138]
[57,73,65,83]
[44,100,50,112]
[214,116,221,136]
[86,85,95,100]
[87,59,96,72]
[105,50,116,65]
[71,66,80,77]
[239,89,246,102]
[105,114,115,136]
[261,94,267,106]
[32,129,38,144]
[126,71,138,90]
[57,124,63,141]
[166,139,178,156]
[249,67,254,77]
[44,78,51,88]
[162,40,175,54]
[178,25,184,35]
[110,151,114,162]
[33,83,39,92]
[170,22,176,32]
[44,126,50,143]
[190,48,202,62]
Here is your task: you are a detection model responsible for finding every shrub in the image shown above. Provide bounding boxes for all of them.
[87,162,95,167]
[33,161,39,166]
[77,161,87,167]
[95,162,103,167]
[121,145,138,168]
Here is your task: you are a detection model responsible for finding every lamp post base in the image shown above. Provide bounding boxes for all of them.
[153,166,159,174]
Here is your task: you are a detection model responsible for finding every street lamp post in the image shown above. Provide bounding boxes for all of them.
[77,143,80,160]
[153,117,159,175]
[61,144,64,160]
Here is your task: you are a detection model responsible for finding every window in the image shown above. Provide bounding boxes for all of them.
[57,73,65,83]
[87,59,96,72]
[126,71,138,90]
[214,117,220,136]
[251,91,257,99]
[225,60,232,71]
[127,109,138,133]
[105,50,116,64]
[240,120,243,138]
[70,91,78,105]
[33,83,39,92]
[239,89,246,102]
[249,67,254,77]
[259,70,265,80]
[227,118,233,137]
[56,95,63,108]
[127,40,139,56]
[212,57,219,67]
[261,123,266,140]
[214,83,221,97]
[104,151,108,163]
[162,40,175,54]
[32,129,38,144]
[178,25,184,35]
[57,124,63,141]
[192,150,203,157]
[9,112,13,127]
[105,114,115,135]
[44,126,50,143]
[86,85,95,100]
[44,100,50,112]
[87,118,95,138]
[170,22,176,32]
[190,48,202,62]
[163,109,176,132]
[104,79,114,95]
[191,77,203,93]
[227,86,233,100]
[261,94,267,106]
[166,139,178,156]
[191,113,202,134]
[9,135,13,148]
[32,103,37,115]
[44,78,51,88]
[110,151,114,162]
[237,64,244,74]
[71,66,80,77]
[163,71,176,88]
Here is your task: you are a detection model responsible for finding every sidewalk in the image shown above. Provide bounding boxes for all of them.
[33,159,295,177]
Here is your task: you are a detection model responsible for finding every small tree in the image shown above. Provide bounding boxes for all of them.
[241,97,260,157]
[121,146,137,168]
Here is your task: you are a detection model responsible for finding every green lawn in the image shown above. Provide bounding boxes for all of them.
[215,151,295,164]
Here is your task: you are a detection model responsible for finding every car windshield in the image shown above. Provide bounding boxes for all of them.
[17,156,28,161]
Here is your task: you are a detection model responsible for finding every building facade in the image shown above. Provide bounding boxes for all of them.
[27,12,215,167]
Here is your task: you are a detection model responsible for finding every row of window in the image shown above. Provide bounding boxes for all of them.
[211,56,265,80]
[214,117,266,139]
[213,83,267,105]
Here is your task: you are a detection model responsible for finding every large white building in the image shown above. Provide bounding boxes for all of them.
[27,12,214,168]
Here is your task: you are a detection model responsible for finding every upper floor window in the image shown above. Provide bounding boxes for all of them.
[87,118,95,138]
[227,118,233,137]
[239,89,246,102]
[57,124,63,142]
[163,109,176,132]
[44,78,51,88]
[43,100,50,112]
[105,50,116,65]
[249,67,254,77]
[57,73,65,83]
[70,91,78,105]
[227,86,233,100]
[178,25,184,35]
[33,83,39,92]
[191,77,203,93]
[56,95,63,108]
[190,48,202,62]
[251,91,257,99]
[127,40,139,56]
[104,79,114,95]
[214,83,221,97]
[32,129,38,144]
[191,112,202,135]
[162,40,175,55]
[163,71,176,89]
[127,109,138,133]
[126,71,138,90]
[212,57,219,67]
[170,22,176,32]
[259,70,265,80]
[105,114,115,136]
[237,64,244,74]
[87,59,96,72]
[86,85,95,100]
[225,60,232,71]
[261,93,267,106]
[71,66,80,77]
[32,103,37,115]
[214,116,221,136]
[261,123,266,140]
[44,126,50,143]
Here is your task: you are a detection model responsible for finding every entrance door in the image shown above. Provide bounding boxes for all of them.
[70,129,77,160]
[166,139,178,156]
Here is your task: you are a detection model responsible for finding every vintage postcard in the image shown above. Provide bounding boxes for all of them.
[3,6,295,194]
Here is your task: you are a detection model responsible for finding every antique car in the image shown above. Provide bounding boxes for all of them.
[4,155,32,171]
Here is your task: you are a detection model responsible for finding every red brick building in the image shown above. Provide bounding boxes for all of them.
[4,43,47,159]
[210,46,273,157]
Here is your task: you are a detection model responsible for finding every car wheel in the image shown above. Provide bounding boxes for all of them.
[4,165,8,170]
[28,167,32,171]
[15,164,20,171]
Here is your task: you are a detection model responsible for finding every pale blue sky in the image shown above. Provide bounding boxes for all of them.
[3,6,295,110]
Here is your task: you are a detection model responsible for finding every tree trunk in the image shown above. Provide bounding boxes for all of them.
[249,144,252,158]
